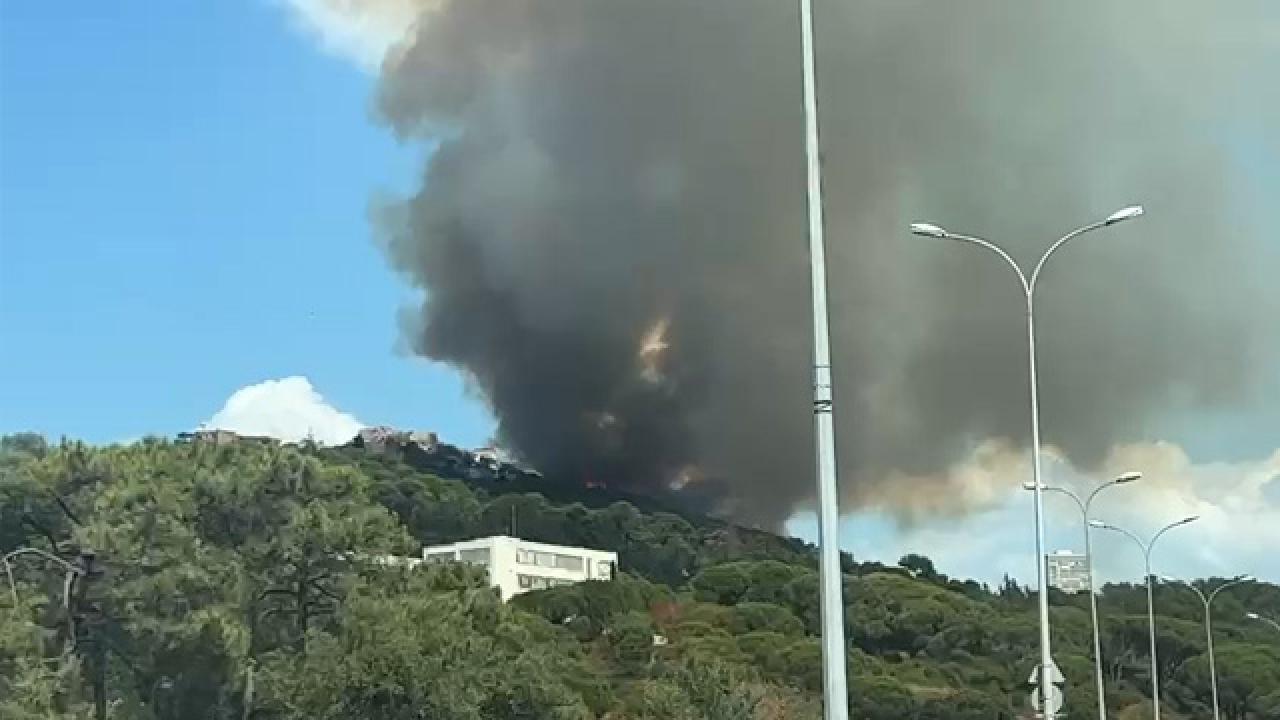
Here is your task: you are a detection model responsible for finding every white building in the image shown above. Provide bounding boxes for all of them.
[421,536,618,601]
[1046,550,1090,594]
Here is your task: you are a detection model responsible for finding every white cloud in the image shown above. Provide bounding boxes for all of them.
[279,0,433,71]
[790,440,1280,587]
[1089,442,1280,583]
[205,376,364,446]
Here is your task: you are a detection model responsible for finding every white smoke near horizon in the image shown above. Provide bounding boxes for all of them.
[799,440,1280,584]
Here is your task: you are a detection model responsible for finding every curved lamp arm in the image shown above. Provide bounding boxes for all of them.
[3,547,84,609]
[1161,577,1209,607]
[1149,516,1200,563]
[1031,205,1144,291]
[1084,478,1119,511]
[1246,612,1280,634]
[3,547,81,574]
[1037,485,1086,515]
[1028,221,1106,292]
[1201,576,1251,607]
[1092,521,1147,555]
[942,233,1031,297]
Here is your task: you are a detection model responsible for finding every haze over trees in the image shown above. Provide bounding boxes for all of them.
[2,435,1277,718]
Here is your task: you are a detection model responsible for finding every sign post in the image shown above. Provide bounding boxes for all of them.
[1028,661,1065,718]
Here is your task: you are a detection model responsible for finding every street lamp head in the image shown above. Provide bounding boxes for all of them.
[1104,205,1145,225]
[1246,612,1261,620]
[1177,515,1201,527]
[909,222,949,239]
[1088,520,1109,529]
[1022,481,1038,491]
[1115,471,1143,484]
[1158,575,1179,584]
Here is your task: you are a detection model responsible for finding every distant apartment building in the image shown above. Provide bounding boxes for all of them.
[421,536,617,600]
[1046,550,1090,594]
[357,426,439,453]
[177,428,277,447]
[351,427,543,484]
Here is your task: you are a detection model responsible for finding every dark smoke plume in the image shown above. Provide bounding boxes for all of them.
[363,0,1280,527]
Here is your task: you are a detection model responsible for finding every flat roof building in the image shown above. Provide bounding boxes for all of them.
[421,536,617,601]
[1047,550,1090,594]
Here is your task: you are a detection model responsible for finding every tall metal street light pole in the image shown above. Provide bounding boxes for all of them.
[910,204,1144,719]
[1091,516,1200,720]
[1160,575,1251,720]
[1024,471,1143,720]
[798,1,848,718]
[1245,611,1280,634]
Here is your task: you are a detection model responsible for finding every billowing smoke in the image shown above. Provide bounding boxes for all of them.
[325,0,1279,527]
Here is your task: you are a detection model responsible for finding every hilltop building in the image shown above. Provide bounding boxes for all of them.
[176,428,277,447]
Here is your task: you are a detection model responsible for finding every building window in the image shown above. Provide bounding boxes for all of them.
[597,561,612,579]
[555,555,584,572]
[458,548,491,566]
[516,549,585,572]
[425,552,454,564]
[517,574,565,591]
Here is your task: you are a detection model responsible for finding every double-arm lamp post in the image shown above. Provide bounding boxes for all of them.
[1026,471,1142,719]
[1160,574,1251,720]
[1091,516,1199,720]
[910,204,1144,718]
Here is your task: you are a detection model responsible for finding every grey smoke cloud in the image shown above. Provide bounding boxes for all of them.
[359,0,1279,527]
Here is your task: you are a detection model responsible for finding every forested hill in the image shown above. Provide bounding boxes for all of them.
[2,434,1278,719]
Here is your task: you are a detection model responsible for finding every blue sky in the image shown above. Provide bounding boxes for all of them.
[3,1,1277,584]
[0,0,492,447]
